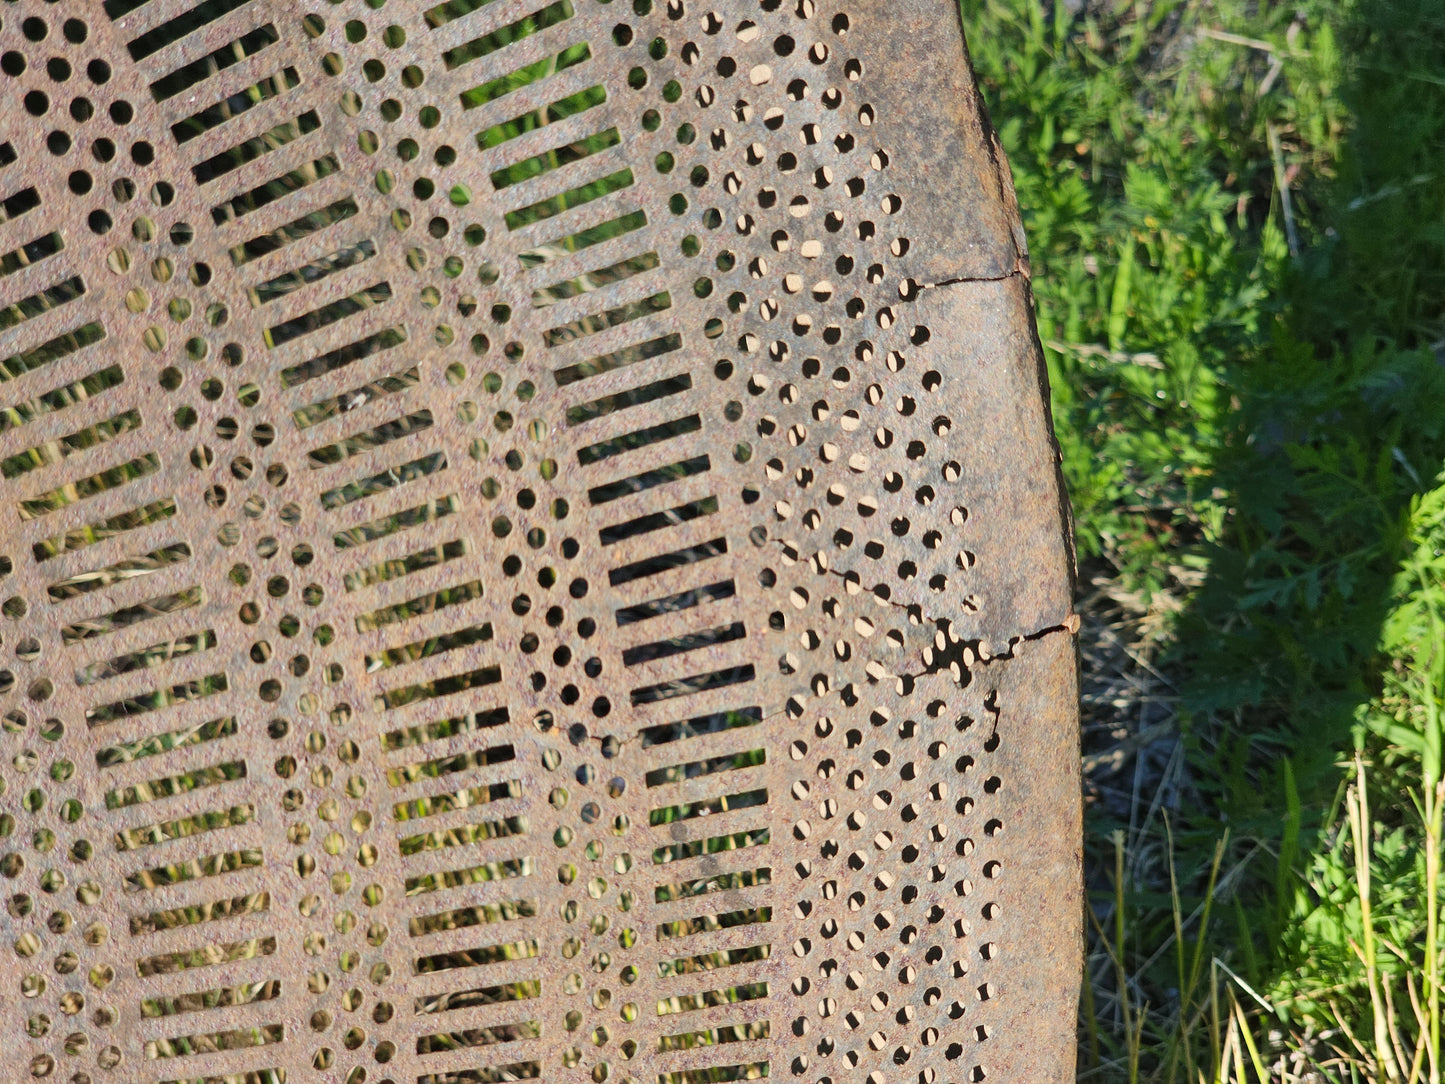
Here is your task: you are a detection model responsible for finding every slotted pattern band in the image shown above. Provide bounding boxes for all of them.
[0,1,1080,1082]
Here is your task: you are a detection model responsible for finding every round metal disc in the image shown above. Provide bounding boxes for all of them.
[0,1,1079,1080]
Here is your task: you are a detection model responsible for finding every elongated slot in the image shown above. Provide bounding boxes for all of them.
[381,705,508,752]
[546,289,670,347]
[656,909,772,941]
[519,209,646,268]
[76,629,216,688]
[659,1063,771,1084]
[477,85,606,151]
[0,186,40,226]
[589,454,710,505]
[86,671,227,728]
[386,743,514,788]
[658,1021,772,1052]
[425,0,502,29]
[0,364,125,438]
[418,1061,540,1084]
[34,496,176,561]
[334,494,458,552]
[129,890,270,936]
[366,622,493,672]
[415,981,541,1015]
[320,451,446,511]
[211,153,342,225]
[105,758,246,811]
[416,1021,541,1054]
[623,622,747,667]
[414,938,539,974]
[266,282,391,350]
[631,664,756,706]
[460,42,591,112]
[124,848,263,894]
[139,979,281,1020]
[0,231,64,278]
[493,127,619,192]
[47,541,191,602]
[533,250,658,307]
[281,323,406,389]
[135,937,275,979]
[145,1023,284,1059]
[653,827,770,866]
[60,584,201,645]
[505,166,633,232]
[0,275,86,332]
[126,0,255,61]
[116,803,256,851]
[357,579,484,633]
[231,195,359,266]
[657,944,772,978]
[97,713,236,768]
[657,982,769,1015]
[398,814,527,856]
[655,867,771,904]
[443,1,574,70]
[640,708,763,749]
[1,409,143,481]
[617,580,734,627]
[309,409,432,468]
[171,66,300,143]
[375,664,502,712]
[295,366,419,431]
[406,856,534,897]
[646,745,767,788]
[570,376,693,432]
[558,333,683,388]
[395,778,520,821]
[650,788,768,827]
[149,23,280,102]
[1,320,105,384]
[599,495,717,546]
[609,538,728,588]
[580,415,701,469]
[192,109,320,185]
[251,238,376,308]
[345,537,467,593]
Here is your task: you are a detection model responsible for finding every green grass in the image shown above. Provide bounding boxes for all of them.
[959,0,1445,1075]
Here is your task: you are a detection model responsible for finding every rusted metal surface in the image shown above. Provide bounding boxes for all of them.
[0,1,1080,1082]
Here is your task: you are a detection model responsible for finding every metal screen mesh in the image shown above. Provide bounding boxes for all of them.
[0,1,1079,1081]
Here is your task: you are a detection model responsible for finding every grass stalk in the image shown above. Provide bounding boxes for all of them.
[1415,566,1444,1084]
[1348,755,1402,1081]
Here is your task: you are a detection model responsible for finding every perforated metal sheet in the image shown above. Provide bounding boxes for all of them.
[0,1,1080,1081]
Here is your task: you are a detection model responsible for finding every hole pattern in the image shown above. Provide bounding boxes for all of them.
[0,1,1075,1082]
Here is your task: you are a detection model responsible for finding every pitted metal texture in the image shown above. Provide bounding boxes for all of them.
[0,1,1080,1082]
